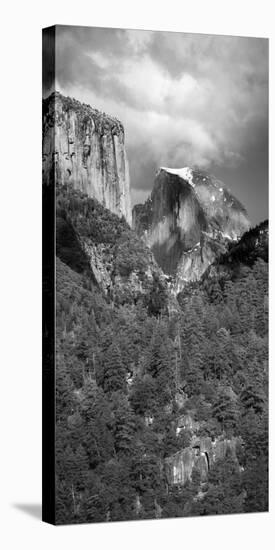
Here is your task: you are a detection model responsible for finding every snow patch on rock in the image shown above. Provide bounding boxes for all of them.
[160,166,194,188]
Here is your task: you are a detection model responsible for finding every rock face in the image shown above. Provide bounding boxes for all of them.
[43,92,132,225]
[82,238,167,306]
[133,167,250,291]
[164,410,241,486]
[164,435,240,486]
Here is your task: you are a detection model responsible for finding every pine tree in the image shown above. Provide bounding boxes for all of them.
[111,392,136,455]
[179,301,206,395]
[212,388,238,433]
[191,452,245,516]
[56,350,74,420]
[146,325,176,404]
[240,380,265,414]
[130,374,157,416]
[102,343,126,394]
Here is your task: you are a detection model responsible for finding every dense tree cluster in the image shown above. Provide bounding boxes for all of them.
[55,192,268,524]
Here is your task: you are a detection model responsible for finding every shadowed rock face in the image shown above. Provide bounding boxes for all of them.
[43,92,132,225]
[133,167,250,290]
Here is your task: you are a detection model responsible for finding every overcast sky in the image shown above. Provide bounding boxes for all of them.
[44,25,268,224]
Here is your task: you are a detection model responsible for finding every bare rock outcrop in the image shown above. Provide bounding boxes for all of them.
[43,92,132,225]
[164,435,241,486]
[133,167,250,291]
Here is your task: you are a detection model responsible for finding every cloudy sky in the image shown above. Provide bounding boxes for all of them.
[44,25,268,224]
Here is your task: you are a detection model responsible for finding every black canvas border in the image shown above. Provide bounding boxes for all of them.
[42,25,56,525]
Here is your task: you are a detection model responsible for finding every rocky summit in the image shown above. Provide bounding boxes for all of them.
[132,167,250,291]
[43,92,132,225]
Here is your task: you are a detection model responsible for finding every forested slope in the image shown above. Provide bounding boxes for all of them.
[55,188,268,523]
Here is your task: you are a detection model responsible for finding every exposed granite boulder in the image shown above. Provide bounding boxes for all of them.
[133,167,250,291]
[164,435,240,486]
[164,409,241,486]
[43,92,132,224]
[165,447,195,485]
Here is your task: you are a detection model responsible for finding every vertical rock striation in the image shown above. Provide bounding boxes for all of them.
[43,92,132,225]
[133,167,250,290]
[164,435,241,486]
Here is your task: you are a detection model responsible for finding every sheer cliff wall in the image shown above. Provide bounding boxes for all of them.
[43,92,132,225]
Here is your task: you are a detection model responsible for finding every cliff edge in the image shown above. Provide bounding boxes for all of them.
[43,92,132,225]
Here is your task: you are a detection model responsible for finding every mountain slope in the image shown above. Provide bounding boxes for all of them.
[203,220,268,283]
[55,211,268,523]
[56,184,170,313]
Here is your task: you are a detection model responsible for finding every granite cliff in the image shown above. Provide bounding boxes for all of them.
[133,167,250,291]
[165,433,241,486]
[43,92,132,224]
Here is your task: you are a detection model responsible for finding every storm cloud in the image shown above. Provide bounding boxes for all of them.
[44,25,268,224]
